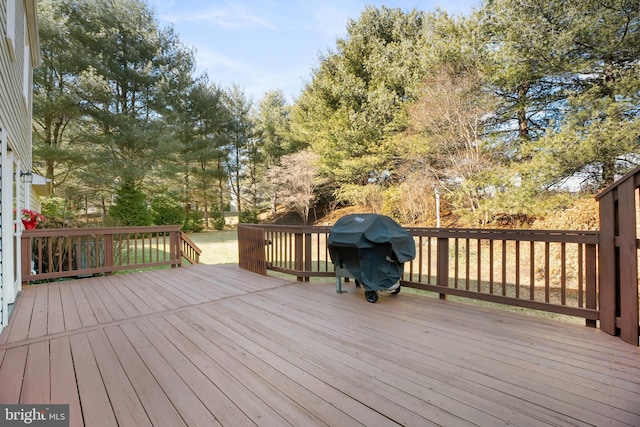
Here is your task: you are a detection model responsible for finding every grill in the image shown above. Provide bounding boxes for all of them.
[328,214,416,303]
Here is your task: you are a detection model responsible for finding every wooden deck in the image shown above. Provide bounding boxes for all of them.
[0,265,639,426]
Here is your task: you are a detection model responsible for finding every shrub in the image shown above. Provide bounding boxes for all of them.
[108,182,152,226]
[209,209,225,230]
[40,196,76,227]
[150,196,185,225]
[183,211,204,232]
[238,210,259,224]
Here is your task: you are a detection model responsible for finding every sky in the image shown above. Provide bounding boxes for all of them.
[149,0,481,103]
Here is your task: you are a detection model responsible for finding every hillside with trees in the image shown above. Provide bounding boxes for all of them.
[33,0,639,229]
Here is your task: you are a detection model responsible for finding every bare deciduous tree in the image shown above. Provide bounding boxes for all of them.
[266,150,323,224]
[408,67,498,217]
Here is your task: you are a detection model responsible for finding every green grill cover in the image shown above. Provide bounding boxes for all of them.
[328,214,416,291]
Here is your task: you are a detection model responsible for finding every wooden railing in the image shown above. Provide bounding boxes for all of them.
[239,166,640,346]
[238,224,599,326]
[21,225,201,284]
[238,225,269,275]
[262,224,333,279]
[405,228,599,325]
[180,231,201,265]
[595,164,640,345]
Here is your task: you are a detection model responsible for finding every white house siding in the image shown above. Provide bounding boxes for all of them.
[0,0,40,332]
[30,173,51,207]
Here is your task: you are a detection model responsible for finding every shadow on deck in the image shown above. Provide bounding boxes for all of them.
[0,265,639,426]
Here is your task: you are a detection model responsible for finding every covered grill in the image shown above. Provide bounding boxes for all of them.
[328,214,416,303]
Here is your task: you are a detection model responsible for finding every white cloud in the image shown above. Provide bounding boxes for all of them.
[150,0,480,102]
[156,2,277,31]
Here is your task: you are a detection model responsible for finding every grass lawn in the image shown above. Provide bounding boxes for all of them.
[185,229,239,265]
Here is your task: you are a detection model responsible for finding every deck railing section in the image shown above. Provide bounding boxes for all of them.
[596,164,640,345]
[180,231,201,265]
[238,224,333,280]
[21,226,200,283]
[238,225,268,275]
[238,224,599,325]
[264,224,334,280]
[405,228,599,325]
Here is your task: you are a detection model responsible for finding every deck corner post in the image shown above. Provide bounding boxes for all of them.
[20,232,32,284]
[595,165,640,345]
[437,237,449,300]
[172,227,181,267]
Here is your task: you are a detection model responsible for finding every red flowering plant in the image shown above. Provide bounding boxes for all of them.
[21,209,45,230]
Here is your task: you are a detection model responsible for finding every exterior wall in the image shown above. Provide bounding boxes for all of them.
[0,0,40,332]
[30,173,51,210]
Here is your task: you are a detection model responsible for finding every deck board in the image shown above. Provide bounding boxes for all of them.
[102,325,187,427]
[90,279,130,321]
[233,291,542,425]
[20,341,50,404]
[28,285,49,339]
[133,318,255,426]
[168,313,325,426]
[69,281,98,328]
[69,333,118,427]
[85,329,152,427]
[119,322,222,427]
[179,309,395,427]
[102,275,154,316]
[50,337,83,427]
[159,313,290,426]
[47,283,65,335]
[214,297,498,426]
[176,309,366,427]
[0,264,639,426]
[6,287,35,342]
[0,346,28,403]
[79,278,114,324]
[280,285,640,424]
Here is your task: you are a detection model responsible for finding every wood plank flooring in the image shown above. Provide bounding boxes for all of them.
[0,264,639,426]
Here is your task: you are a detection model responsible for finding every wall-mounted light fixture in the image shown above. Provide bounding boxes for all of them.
[20,171,33,183]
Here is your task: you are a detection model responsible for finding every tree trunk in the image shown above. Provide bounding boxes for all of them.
[516,82,530,141]
[601,158,616,187]
[271,193,277,215]
[218,176,225,225]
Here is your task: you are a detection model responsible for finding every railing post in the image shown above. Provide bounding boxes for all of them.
[437,237,449,300]
[617,180,639,345]
[21,233,31,285]
[585,243,597,328]
[598,191,616,335]
[237,225,267,275]
[104,233,114,274]
[596,164,640,345]
[304,231,312,282]
[295,231,304,281]
[172,229,180,267]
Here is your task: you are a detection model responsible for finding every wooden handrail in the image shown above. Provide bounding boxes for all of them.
[21,226,200,284]
[180,231,202,265]
[238,223,600,325]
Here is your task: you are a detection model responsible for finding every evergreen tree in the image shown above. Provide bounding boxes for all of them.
[33,0,85,191]
[294,6,427,185]
[167,77,230,225]
[109,182,152,226]
[224,85,253,215]
[480,0,640,190]
[253,90,301,213]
